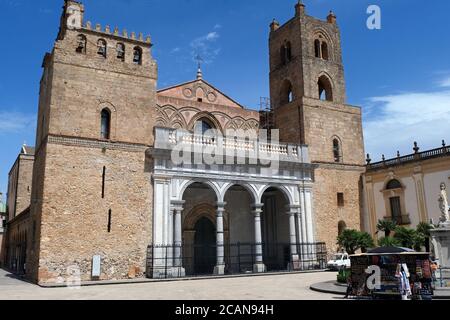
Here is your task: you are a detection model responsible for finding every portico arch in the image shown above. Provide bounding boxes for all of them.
[222,182,258,204]
[258,184,294,205]
[178,179,221,202]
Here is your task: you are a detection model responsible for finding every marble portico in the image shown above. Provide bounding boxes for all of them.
[148,127,317,277]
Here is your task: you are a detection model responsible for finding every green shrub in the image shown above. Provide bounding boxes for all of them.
[337,268,351,284]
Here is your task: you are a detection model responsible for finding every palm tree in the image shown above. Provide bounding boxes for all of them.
[393,227,417,249]
[378,236,401,247]
[377,219,397,237]
[416,222,433,252]
[358,232,375,253]
[337,229,361,254]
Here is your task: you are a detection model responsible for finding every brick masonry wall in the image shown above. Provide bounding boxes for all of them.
[36,142,152,283]
[313,167,364,254]
[15,156,34,216]
[28,12,158,283]
[270,8,366,255]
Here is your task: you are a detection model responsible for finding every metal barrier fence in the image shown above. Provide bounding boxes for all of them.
[435,267,450,288]
[146,242,327,279]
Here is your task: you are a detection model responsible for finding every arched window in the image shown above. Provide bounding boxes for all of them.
[76,34,87,54]
[280,45,286,66]
[97,39,107,58]
[101,109,111,140]
[285,41,292,62]
[314,39,321,58]
[321,42,329,60]
[116,43,125,61]
[194,118,215,135]
[382,178,409,225]
[280,42,292,66]
[280,79,294,105]
[333,138,342,162]
[338,220,347,236]
[133,47,142,65]
[386,179,402,190]
[318,75,333,101]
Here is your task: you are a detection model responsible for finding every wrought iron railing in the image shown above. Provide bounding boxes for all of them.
[383,214,411,225]
[146,242,327,279]
[435,267,450,288]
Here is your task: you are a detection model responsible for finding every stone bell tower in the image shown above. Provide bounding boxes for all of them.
[269,1,366,253]
[27,0,158,284]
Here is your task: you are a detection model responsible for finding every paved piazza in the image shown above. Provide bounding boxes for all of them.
[0,269,340,300]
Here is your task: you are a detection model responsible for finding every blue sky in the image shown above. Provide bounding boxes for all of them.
[1,0,450,198]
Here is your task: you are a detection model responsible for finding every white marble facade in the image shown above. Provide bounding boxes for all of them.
[148,127,317,277]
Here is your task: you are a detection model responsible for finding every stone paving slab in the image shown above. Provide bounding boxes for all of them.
[310,280,450,300]
[0,268,341,300]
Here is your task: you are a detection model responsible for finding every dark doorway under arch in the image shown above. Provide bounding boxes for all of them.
[193,217,216,275]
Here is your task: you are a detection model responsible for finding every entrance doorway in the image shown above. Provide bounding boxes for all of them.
[193,217,216,274]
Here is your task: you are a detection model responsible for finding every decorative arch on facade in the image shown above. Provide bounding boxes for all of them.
[188,112,223,134]
[313,29,334,61]
[381,174,406,191]
[182,203,229,231]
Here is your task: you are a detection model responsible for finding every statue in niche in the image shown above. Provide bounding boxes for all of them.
[438,182,450,223]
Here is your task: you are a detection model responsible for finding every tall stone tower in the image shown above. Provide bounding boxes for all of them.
[28,0,157,283]
[269,2,365,252]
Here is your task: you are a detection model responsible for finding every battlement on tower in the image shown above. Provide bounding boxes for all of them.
[58,0,152,47]
[80,21,152,46]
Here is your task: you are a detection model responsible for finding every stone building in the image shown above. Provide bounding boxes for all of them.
[268,2,365,250]
[363,142,450,239]
[0,193,6,266]
[3,145,34,273]
[2,1,365,284]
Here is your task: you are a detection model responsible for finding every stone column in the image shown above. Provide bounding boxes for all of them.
[252,203,266,273]
[171,200,185,277]
[287,205,300,270]
[152,175,170,278]
[214,202,227,275]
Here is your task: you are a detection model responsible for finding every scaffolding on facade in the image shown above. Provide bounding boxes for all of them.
[259,97,274,131]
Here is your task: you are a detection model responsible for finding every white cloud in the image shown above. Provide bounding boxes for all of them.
[439,76,450,88]
[190,31,221,65]
[214,24,222,30]
[363,88,450,161]
[170,47,180,54]
[206,32,219,41]
[0,111,36,135]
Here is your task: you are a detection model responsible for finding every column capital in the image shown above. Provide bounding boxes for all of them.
[216,201,227,208]
[286,204,301,215]
[252,203,264,210]
[152,176,171,184]
[252,203,264,215]
[171,200,185,212]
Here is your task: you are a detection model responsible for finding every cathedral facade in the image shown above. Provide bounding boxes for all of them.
[2,1,365,284]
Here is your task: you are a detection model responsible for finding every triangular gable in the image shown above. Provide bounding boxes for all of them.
[157,79,244,109]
